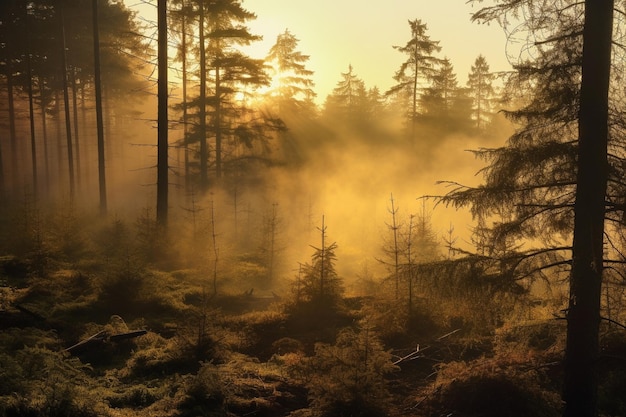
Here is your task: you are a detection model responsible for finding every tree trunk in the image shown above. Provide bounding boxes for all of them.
[38,76,50,195]
[60,2,74,201]
[70,66,81,189]
[5,49,16,196]
[59,3,75,201]
[215,66,222,178]
[181,0,190,191]
[198,0,208,189]
[25,3,38,200]
[156,0,168,226]
[563,1,613,416]
[92,0,107,215]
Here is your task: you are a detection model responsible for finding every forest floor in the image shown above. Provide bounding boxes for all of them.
[1,255,625,417]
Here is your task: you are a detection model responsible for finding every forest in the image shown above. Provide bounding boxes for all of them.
[0,0,625,416]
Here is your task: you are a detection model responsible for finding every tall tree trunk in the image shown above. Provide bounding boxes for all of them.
[563,1,613,416]
[55,91,62,188]
[25,3,38,200]
[70,66,81,189]
[38,76,50,195]
[156,0,168,226]
[80,78,91,187]
[92,0,107,215]
[215,66,222,178]
[5,44,16,195]
[198,0,208,189]
[181,0,189,191]
[59,3,75,201]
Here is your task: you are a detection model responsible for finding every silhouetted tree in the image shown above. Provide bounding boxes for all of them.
[440,0,618,414]
[170,0,193,184]
[91,0,106,215]
[303,325,397,417]
[204,0,267,179]
[323,64,368,124]
[420,57,472,132]
[298,216,344,305]
[467,54,496,130]
[156,0,168,227]
[184,0,272,187]
[265,28,316,110]
[0,0,148,204]
[386,19,441,143]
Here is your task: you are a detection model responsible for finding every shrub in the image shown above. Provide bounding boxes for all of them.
[177,362,225,416]
[300,326,398,417]
[423,357,561,417]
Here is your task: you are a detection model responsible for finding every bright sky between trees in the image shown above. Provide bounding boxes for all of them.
[241,0,512,103]
[125,0,512,104]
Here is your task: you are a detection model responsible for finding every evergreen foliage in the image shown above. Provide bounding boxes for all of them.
[467,55,497,130]
[303,326,398,417]
[387,19,442,140]
[265,29,316,108]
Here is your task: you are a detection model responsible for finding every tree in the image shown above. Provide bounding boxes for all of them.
[265,28,316,110]
[297,216,344,305]
[467,54,496,130]
[204,0,267,180]
[303,325,398,416]
[420,57,472,132]
[439,0,617,415]
[156,0,168,227]
[565,1,612,415]
[58,3,76,201]
[183,0,271,187]
[386,19,441,142]
[170,0,194,191]
[92,0,106,215]
[0,0,149,204]
[263,28,315,165]
[323,64,368,124]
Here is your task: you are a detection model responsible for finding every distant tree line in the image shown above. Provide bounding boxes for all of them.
[0,1,500,212]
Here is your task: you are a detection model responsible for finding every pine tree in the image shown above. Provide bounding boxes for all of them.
[386,19,441,142]
[467,54,496,130]
[441,1,618,414]
[421,58,455,114]
[323,64,368,123]
[304,325,398,416]
[297,217,344,305]
[265,29,316,110]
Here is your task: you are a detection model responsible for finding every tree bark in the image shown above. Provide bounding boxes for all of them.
[59,3,75,201]
[563,1,613,416]
[181,0,190,191]
[156,0,168,226]
[215,66,222,178]
[92,0,107,215]
[70,66,81,189]
[25,3,38,200]
[198,0,208,189]
[38,76,50,194]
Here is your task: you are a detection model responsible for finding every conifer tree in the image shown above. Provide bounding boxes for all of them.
[440,1,618,414]
[467,54,496,130]
[323,64,368,123]
[387,19,441,142]
[298,216,344,305]
[265,29,316,110]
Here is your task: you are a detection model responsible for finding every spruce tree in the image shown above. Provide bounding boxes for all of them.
[467,54,496,130]
[440,1,618,415]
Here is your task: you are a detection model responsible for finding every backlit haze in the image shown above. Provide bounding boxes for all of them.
[126,0,512,103]
[121,0,514,280]
[241,0,511,103]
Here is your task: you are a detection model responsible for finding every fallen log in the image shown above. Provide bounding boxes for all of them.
[65,329,147,355]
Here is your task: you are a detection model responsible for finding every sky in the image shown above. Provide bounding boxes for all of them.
[125,0,512,104]
[239,0,512,103]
